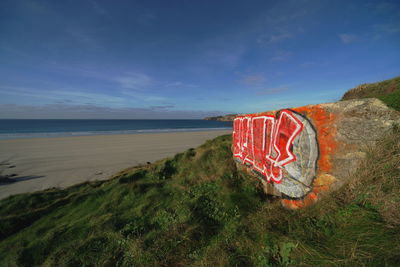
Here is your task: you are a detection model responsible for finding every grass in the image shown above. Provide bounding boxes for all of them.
[0,126,399,266]
[379,90,400,111]
[341,76,400,110]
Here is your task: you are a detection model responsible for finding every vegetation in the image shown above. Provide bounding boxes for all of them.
[204,114,237,121]
[0,76,399,266]
[341,76,400,110]
[0,125,399,266]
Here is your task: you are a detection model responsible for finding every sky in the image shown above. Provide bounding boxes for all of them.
[0,0,399,119]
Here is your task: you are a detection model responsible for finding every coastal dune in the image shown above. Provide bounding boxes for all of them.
[0,130,230,200]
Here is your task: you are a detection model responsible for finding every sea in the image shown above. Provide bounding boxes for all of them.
[0,119,232,140]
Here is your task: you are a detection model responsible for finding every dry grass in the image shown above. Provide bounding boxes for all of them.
[341,75,400,111]
[340,124,400,227]
[342,76,400,101]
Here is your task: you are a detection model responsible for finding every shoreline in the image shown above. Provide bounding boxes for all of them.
[0,130,231,200]
[0,127,232,141]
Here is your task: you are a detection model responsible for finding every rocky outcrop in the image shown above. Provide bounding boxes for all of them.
[232,98,400,209]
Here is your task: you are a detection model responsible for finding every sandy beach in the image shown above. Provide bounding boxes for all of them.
[0,130,230,200]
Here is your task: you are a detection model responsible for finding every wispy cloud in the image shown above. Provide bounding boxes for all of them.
[21,0,51,14]
[257,32,293,44]
[47,64,153,92]
[271,50,292,61]
[240,74,266,85]
[17,64,173,105]
[209,46,246,68]
[0,82,173,108]
[150,105,175,110]
[256,87,289,95]
[338,33,357,44]
[241,98,302,113]
[299,61,318,68]
[373,1,400,16]
[0,103,228,119]
[112,72,152,90]
[0,85,125,106]
[372,22,400,37]
[198,34,247,68]
[164,81,197,88]
[87,0,110,17]
[136,13,157,25]
[66,28,102,50]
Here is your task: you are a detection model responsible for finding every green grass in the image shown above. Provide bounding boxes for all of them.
[341,76,400,110]
[0,128,399,266]
[379,89,400,111]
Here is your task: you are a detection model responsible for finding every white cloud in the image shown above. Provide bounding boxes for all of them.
[240,74,266,85]
[113,72,152,90]
[271,50,292,61]
[338,33,357,44]
[257,32,293,44]
[371,22,400,39]
[87,0,110,17]
[164,81,197,88]
[0,103,229,119]
[66,28,102,50]
[299,61,318,68]
[0,83,174,109]
[6,66,172,105]
[198,35,247,68]
[207,46,246,68]
[0,85,125,106]
[256,87,289,95]
[136,13,157,25]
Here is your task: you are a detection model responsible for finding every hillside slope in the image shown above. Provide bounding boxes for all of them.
[342,76,400,110]
[0,125,399,266]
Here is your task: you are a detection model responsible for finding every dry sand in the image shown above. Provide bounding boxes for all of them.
[0,130,230,200]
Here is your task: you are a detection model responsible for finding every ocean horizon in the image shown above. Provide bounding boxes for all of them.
[0,119,232,140]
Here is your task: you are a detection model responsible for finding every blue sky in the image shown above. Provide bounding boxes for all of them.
[0,0,399,119]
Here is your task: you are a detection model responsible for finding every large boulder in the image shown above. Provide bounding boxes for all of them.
[232,98,400,208]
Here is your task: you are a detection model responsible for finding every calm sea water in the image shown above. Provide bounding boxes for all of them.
[0,119,232,140]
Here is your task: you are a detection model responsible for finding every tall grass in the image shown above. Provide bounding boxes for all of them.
[341,76,400,111]
[0,129,399,266]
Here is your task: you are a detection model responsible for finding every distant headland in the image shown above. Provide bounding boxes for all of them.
[204,114,237,121]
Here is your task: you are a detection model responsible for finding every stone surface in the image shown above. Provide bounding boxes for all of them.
[232,98,400,208]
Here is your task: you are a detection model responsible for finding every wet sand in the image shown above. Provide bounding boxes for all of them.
[0,130,230,200]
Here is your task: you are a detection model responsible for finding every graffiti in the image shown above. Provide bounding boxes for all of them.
[233,109,319,198]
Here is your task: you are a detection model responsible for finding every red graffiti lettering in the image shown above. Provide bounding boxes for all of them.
[233,110,304,183]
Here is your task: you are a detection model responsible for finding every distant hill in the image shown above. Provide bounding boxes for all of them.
[204,114,237,121]
[342,75,400,111]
